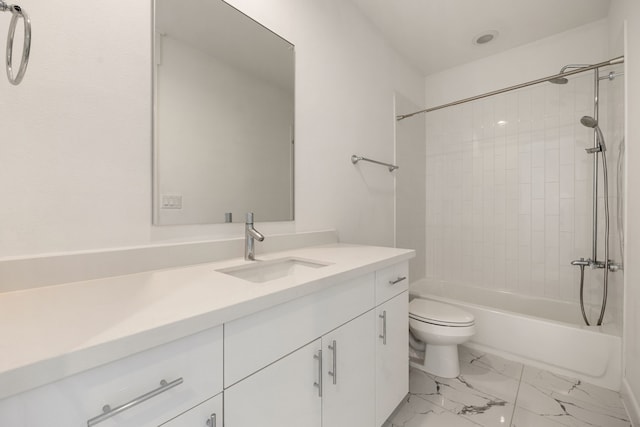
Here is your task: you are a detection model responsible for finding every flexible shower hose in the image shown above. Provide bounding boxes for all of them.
[579,149,610,326]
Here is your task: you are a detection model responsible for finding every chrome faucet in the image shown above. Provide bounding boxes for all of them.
[244,212,265,261]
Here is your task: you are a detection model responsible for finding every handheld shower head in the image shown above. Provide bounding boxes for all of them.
[581,116,606,152]
[580,116,598,128]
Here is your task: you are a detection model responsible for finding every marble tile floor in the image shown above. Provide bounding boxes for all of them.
[384,346,631,427]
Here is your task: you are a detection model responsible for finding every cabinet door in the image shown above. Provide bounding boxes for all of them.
[375,291,408,426]
[225,339,322,427]
[322,310,375,427]
[160,393,222,426]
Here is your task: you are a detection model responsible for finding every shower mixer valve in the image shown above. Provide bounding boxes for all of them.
[570,258,620,272]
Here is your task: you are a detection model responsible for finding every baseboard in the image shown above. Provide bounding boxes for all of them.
[622,378,640,426]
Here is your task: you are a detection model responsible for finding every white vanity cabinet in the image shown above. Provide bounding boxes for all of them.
[224,273,375,427]
[373,262,409,425]
[225,312,377,427]
[0,326,223,427]
[0,255,411,427]
[223,273,376,387]
[375,291,409,426]
[224,261,409,427]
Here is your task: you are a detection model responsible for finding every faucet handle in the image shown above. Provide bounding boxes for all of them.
[246,212,254,224]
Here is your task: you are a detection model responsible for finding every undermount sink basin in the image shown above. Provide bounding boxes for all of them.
[217,257,330,283]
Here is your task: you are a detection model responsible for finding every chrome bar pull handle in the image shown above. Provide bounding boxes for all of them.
[313,350,323,397]
[206,413,217,427]
[389,276,407,285]
[379,310,387,345]
[87,378,183,426]
[328,340,337,385]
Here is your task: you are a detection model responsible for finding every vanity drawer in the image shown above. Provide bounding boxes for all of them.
[0,326,223,427]
[375,262,409,304]
[224,273,375,387]
[160,392,222,427]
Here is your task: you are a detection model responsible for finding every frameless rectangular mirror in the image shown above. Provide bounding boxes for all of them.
[153,0,295,225]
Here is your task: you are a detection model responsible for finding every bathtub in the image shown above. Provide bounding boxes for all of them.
[410,279,622,391]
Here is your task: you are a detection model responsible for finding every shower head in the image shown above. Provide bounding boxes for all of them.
[549,63,591,85]
[580,116,606,152]
[580,116,598,128]
[549,76,568,85]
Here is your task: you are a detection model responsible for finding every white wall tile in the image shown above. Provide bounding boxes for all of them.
[532,141,545,168]
[532,231,545,264]
[559,199,574,233]
[532,200,545,231]
[532,168,545,199]
[545,149,560,183]
[519,184,532,214]
[545,183,560,216]
[519,214,531,245]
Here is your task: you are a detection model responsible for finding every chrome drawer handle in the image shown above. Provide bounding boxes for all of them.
[389,276,407,285]
[86,377,184,426]
[379,310,387,345]
[206,413,217,427]
[328,340,337,385]
[313,350,323,397]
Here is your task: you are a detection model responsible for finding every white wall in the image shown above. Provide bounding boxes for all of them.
[424,20,610,109]
[608,0,640,423]
[395,94,426,281]
[0,0,424,258]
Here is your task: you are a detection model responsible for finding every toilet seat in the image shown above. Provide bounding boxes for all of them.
[409,299,474,327]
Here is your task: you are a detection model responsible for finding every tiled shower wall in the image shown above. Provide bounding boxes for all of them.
[424,66,624,330]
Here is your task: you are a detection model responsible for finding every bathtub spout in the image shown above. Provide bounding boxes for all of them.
[409,329,426,351]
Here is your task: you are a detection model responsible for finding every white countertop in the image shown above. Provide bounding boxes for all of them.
[0,243,413,400]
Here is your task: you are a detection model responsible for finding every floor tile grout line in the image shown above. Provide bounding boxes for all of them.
[509,363,525,426]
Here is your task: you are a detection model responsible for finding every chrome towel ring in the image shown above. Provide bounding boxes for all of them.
[1,1,30,85]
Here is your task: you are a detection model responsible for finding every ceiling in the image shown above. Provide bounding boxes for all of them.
[156,0,294,93]
[350,0,611,75]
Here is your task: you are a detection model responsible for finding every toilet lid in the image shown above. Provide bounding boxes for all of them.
[409,299,475,326]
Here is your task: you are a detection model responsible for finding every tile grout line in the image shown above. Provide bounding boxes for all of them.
[509,364,525,427]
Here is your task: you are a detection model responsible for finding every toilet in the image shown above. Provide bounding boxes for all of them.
[409,298,476,378]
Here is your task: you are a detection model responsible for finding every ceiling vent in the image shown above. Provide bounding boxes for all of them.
[473,30,499,45]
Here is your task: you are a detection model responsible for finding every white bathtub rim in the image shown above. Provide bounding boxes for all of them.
[410,287,620,337]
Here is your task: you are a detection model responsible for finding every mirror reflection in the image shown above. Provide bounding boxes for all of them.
[153,0,295,225]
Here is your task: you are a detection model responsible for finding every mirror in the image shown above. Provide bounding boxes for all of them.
[153,0,295,225]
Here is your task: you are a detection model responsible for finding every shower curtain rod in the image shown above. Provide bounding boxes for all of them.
[396,55,625,121]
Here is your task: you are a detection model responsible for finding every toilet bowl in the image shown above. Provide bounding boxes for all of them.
[409,298,475,378]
